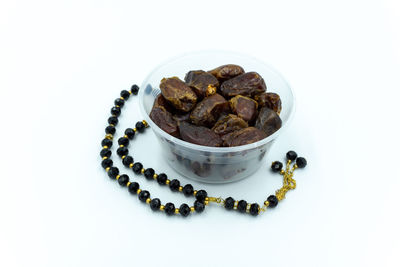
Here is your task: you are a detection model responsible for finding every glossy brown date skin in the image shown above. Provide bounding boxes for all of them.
[212,114,248,136]
[222,127,267,147]
[254,92,282,115]
[208,64,245,82]
[160,77,197,112]
[229,95,258,122]
[149,107,180,138]
[184,70,219,98]
[179,121,223,147]
[255,107,282,137]
[190,93,230,127]
[220,72,266,98]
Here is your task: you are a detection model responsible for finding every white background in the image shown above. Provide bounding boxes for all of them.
[1,1,400,266]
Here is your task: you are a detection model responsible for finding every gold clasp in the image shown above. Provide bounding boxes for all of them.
[208,197,224,204]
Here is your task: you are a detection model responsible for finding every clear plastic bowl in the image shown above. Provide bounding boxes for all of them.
[139,51,295,183]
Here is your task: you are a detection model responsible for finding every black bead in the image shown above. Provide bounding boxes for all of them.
[249,203,260,216]
[182,184,194,196]
[117,147,129,157]
[124,128,135,139]
[101,158,113,169]
[224,197,235,210]
[138,190,150,202]
[118,137,129,146]
[122,156,134,167]
[196,190,207,202]
[114,98,125,107]
[132,162,143,174]
[179,204,191,217]
[120,90,130,99]
[101,138,112,148]
[296,157,307,168]
[100,148,111,158]
[157,173,168,185]
[118,174,129,186]
[237,200,247,213]
[267,195,278,208]
[131,84,139,95]
[111,106,121,116]
[169,179,180,192]
[164,202,175,215]
[286,151,298,161]
[150,198,161,211]
[128,182,139,194]
[105,125,116,135]
[135,121,145,133]
[194,200,205,213]
[108,167,119,179]
[144,168,155,179]
[108,116,118,125]
[271,161,283,172]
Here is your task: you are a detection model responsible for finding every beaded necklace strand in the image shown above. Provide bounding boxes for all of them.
[100,85,307,217]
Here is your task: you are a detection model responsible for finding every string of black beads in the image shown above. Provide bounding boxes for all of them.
[221,196,261,216]
[101,84,307,217]
[100,85,206,217]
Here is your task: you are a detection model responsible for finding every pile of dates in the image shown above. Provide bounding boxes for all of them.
[150,64,282,147]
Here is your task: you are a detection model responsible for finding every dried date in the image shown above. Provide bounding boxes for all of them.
[208,64,245,82]
[191,161,212,177]
[190,93,230,127]
[220,72,266,98]
[184,70,219,98]
[254,92,282,115]
[153,94,173,112]
[229,95,258,122]
[255,107,282,137]
[149,107,180,138]
[160,77,197,112]
[212,114,248,136]
[179,121,223,147]
[222,127,267,147]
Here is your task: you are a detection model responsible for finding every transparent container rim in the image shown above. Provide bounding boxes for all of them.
[139,50,296,153]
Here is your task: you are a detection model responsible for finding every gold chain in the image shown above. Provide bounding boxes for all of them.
[207,159,299,215]
[275,160,297,201]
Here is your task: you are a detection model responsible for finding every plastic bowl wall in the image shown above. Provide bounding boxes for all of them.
[139,51,294,183]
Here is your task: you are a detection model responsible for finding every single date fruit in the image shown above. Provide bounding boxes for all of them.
[220,72,266,98]
[179,121,223,147]
[208,64,245,82]
[222,127,267,147]
[229,95,258,122]
[184,70,219,98]
[191,161,212,177]
[190,93,230,127]
[153,94,173,112]
[255,107,282,137]
[212,114,248,136]
[160,77,197,112]
[254,92,282,115]
[149,107,180,138]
